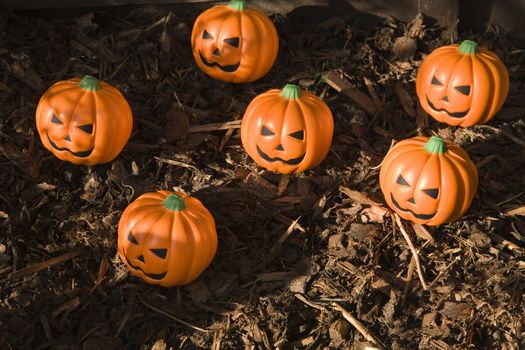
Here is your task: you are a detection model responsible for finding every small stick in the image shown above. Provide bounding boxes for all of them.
[8,250,81,280]
[401,258,415,307]
[332,303,386,350]
[189,120,242,133]
[270,217,302,255]
[294,293,326,311]
[427,256,461,289]
[140,298,210,333]
[393,213,428,290]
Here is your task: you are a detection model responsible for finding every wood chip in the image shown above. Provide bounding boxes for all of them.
[339,186,380,206]
[325,70,377,115]
[393,81,416,117]
[505,204,525,216]
[411,222,434,241]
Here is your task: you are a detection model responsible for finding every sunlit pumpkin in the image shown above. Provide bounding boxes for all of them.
[379,136,478,226]
[416,40,509,127]
[118,191,217,287]
[35,75,133,165]
[191,0,279,83]
[241,84,334,174]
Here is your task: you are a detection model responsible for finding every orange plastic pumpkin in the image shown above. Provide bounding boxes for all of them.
[118,191,217,287]
[416,40,509,127]
[241,84,334,174]
[36,75,133,165]
[191,0,279,83]
[379,136,478,226]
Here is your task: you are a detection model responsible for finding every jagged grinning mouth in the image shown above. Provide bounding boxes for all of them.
[256,146,305,165]
[199,51,240,73]
[426,96,469,118]
[47,134,94,158]
[124,253,167,280]
[390,193,436,220]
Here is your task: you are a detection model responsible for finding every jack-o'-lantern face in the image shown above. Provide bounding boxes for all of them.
[416,40,509,127]
[191,0,279,83]
[197,28,241,73]
[389,172,440,221]
[379,136,478,226]
[256,120,306,166]
[118,191,218,287]
[44,110,95,159]
[35,75,133,165]
[122,229,169,281]
[424,75,471,120]
[241,84,334,174]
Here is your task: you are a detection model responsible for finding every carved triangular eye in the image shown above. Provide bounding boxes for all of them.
[261,126,274,136]
[128,231,139,244]
[224,37,240,48]
[202,30,213,39]
[51,114,63,124]
[455,85,471,96]
[151,248,167,259]
[423,188,439,199]
[289,130,304,140]
[78,124,93,134]
[396,175,410,186]
[431,76,442,86]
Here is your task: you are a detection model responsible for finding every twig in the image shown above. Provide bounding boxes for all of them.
[427,256,461,289]
[401,257,415,307]
[294,293,326,311]
[8,250,82,280]
[270,216,302,255]
[140,298,210,333]
[189,120,242,133]
[332,303,387,350]
[393,213,428,290]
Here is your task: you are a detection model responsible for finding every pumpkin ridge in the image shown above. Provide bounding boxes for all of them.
[473,55,495,125]
[440,155,466,223]
[92,89,126,163]
[185,208,214,280]
[178,212,198,284]
[478,52,507,124]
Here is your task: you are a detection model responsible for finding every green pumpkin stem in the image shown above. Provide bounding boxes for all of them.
[162,194,186,211]
[79,75,101,91]
[280,84,302,99]
[458,40,479,54]
[424,136,448,154]
[228,0,246,11]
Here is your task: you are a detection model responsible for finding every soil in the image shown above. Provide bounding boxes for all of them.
[1,3,525,350]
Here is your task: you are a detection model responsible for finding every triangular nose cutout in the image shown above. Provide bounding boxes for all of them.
[212,48,220,56]
[137,255,145,263]
[408,197,416,204]
[64,135,71,141]
[276,144,284,151]
[442,96,449,102]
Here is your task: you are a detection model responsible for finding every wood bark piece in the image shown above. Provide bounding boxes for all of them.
[8,250,82,280]
[393,81,416,117]
[325,71,378,115]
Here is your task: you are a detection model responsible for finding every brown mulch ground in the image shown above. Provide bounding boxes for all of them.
[1,3,525,349]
